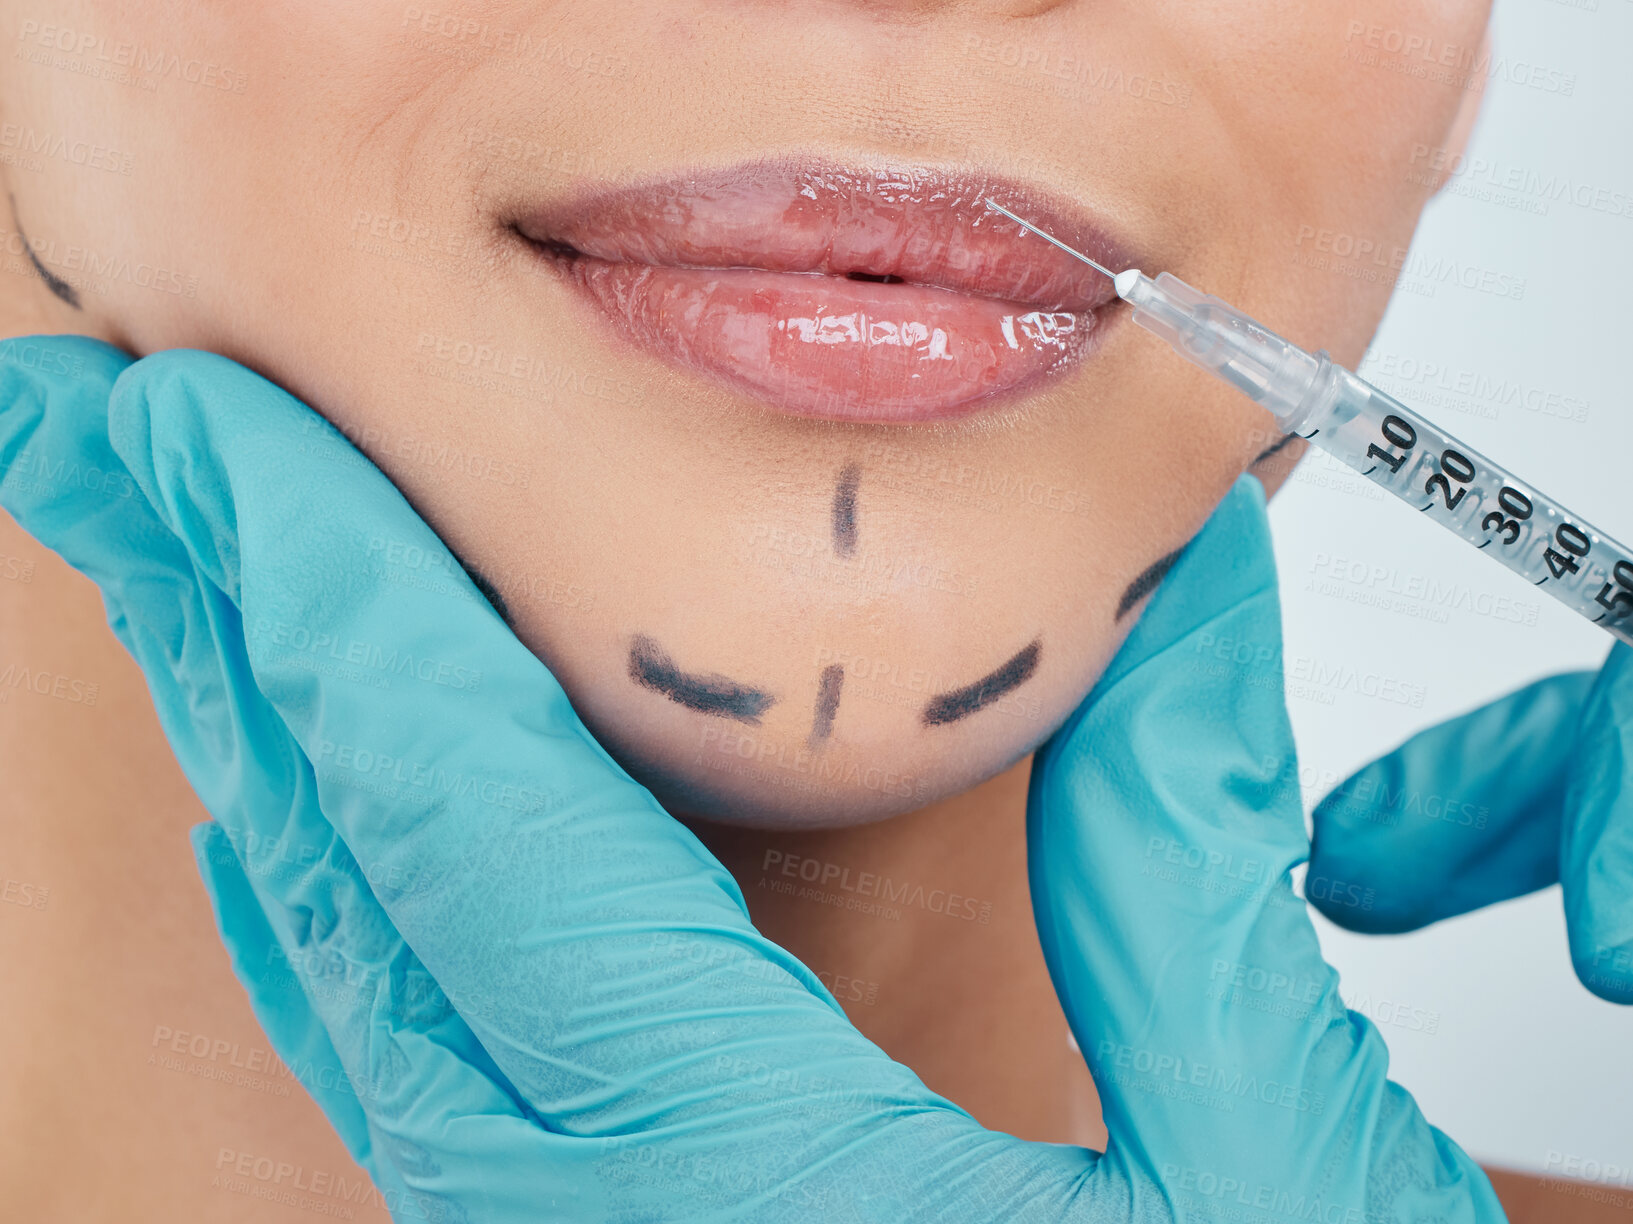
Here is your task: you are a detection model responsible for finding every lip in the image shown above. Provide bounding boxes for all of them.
[515,159,1130,423]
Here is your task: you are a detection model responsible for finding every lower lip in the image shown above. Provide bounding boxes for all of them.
[554,255,1105,423]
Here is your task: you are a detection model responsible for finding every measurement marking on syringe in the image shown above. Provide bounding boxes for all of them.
[979,206,1633,646]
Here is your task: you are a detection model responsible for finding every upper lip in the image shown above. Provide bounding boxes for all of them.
[513,157,1130,313]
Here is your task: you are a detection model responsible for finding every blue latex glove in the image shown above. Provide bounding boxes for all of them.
[1307,645,1633,1003]
[0,335,1508,1222]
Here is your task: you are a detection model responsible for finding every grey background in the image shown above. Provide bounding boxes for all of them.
[1271,0,1633,1178]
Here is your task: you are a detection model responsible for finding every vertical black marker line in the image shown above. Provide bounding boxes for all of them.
[809,664,845,745]
[832,462,860,558]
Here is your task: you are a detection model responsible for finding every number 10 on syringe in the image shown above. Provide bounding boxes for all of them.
[1305,373,1633,647]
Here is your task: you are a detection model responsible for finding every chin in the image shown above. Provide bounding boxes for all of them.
[554,642,1087,830]
[593,722,1044,830]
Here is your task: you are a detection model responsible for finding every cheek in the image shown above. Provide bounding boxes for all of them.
[1191,1,1494,359]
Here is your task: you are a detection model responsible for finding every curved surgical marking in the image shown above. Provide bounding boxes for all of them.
[921,638,1040,727]
[628,634,775,723]
[809,664,845,744]
[832,462,861,557]
[1253,433,1299,464]
[8,193,80,310]
[1115,546,1189,622]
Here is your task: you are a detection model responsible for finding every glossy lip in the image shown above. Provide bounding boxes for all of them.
[514,159,1132,423]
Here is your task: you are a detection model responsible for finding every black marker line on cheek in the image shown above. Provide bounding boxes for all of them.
[921,638,1041,727]
[1254,433,1298,464]
[1115,546,1189,621]
[809,664,845,745]
[7,193,80,309]
[832,462,860,558]
[628,634,776,724]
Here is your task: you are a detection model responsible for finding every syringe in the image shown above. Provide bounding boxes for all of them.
[986,199,1633,647]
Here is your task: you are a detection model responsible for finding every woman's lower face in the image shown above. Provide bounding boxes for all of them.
[2,0,1491,827]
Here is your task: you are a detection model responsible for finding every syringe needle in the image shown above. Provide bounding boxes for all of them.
[982,198,1121,282]
[988,196,1633,647]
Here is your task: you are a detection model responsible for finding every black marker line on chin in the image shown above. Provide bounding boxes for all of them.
[921,638,1041,727]
[1115,546,1189,622]
[628,634,776,724]
[832,462,860,558]
[809,663,845,745]
[7,192,81,309]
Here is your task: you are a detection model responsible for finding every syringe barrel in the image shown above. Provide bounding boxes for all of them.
[1298,367,1633,646]
[1122,271,1325,426]
[1123,268,1633,644]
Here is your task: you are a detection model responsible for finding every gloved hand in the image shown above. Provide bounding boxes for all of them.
[0,334,1508,1222]
[1307,641,1633,1004]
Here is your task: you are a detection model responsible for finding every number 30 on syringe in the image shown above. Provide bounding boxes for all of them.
[1364,411,1633,624]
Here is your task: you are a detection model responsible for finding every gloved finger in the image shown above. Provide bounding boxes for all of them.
[1030,475,1502,1218]
[192,825,650,1222]
[0,337,169,601]
[105,351,1101,1215]
[1308,671,1596,934]
[0,339,600,1204]
[190,820,378,1169]
[1561,641,1633,1003]
[0,341,626,1217]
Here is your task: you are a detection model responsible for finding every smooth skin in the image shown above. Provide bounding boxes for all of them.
[11,2,1625,1220]
[0,0,1498,827]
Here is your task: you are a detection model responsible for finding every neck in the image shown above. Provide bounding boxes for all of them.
[678,755,1105,1147]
